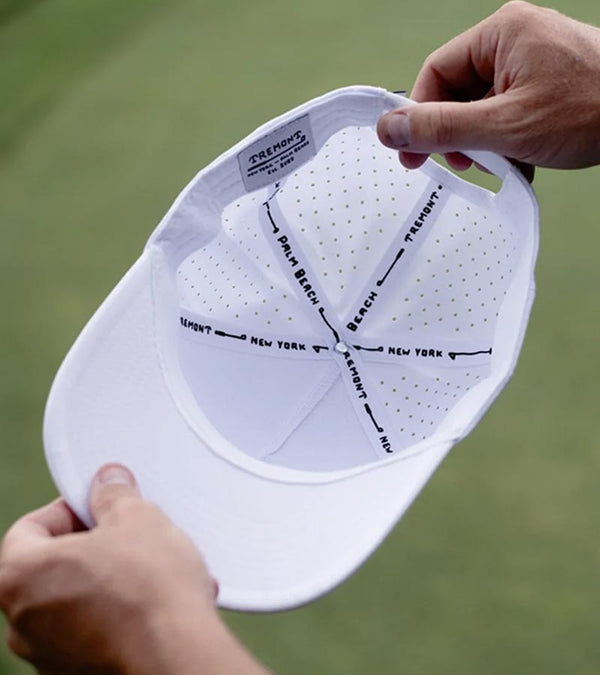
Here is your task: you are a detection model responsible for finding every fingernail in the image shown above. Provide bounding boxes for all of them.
[386,111,411,148]
[96,464,135,486]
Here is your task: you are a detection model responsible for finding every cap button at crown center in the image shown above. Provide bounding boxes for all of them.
[334,341,350,354]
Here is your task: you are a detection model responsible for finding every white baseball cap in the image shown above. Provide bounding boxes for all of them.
[44,86,539,611]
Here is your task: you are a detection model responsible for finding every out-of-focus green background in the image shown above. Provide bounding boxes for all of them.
[1,0,599,673]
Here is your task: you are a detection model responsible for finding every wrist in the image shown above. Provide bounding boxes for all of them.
[119,602,268,675]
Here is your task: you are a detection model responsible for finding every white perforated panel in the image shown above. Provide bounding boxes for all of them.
[175,125,528,472]
[364,193,521,343]
[275,128,427,316]
[177,191,315,335]
[371,362,491,445]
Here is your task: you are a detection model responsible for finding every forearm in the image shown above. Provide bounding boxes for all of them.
[121,608,270,675]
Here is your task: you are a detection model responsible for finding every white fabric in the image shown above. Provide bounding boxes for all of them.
[44,86,538,611]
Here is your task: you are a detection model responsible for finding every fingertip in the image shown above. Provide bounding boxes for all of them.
[89,463,140,525]
[376,113,395,148]
[525,165,535,184]
[94,463,136,487]
[445,152,473,171]
[399,150,428,170]
[511,160,535,183]
[377,110,411,149]
[1,500,87,555]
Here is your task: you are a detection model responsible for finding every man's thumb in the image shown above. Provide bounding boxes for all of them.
[377,99,501,155]
[89,463,140,524]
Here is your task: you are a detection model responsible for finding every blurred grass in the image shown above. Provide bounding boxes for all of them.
[0,0,599,673]
[0,0,41,24]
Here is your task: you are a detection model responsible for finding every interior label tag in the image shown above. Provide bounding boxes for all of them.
[238,114,315,191]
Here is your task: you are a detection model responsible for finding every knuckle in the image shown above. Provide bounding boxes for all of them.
[499,1,531,17]
[496,1,536,32]
[419,51,445,84]
[421,52,438,72]
[0,521,20,555]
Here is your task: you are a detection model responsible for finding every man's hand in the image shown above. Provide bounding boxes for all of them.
[378,1,600,176]
[0,464,268,675]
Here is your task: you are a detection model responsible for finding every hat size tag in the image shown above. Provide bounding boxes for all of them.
[238,114,316,192]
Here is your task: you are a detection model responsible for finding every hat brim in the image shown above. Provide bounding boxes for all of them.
[44,249,455,611]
